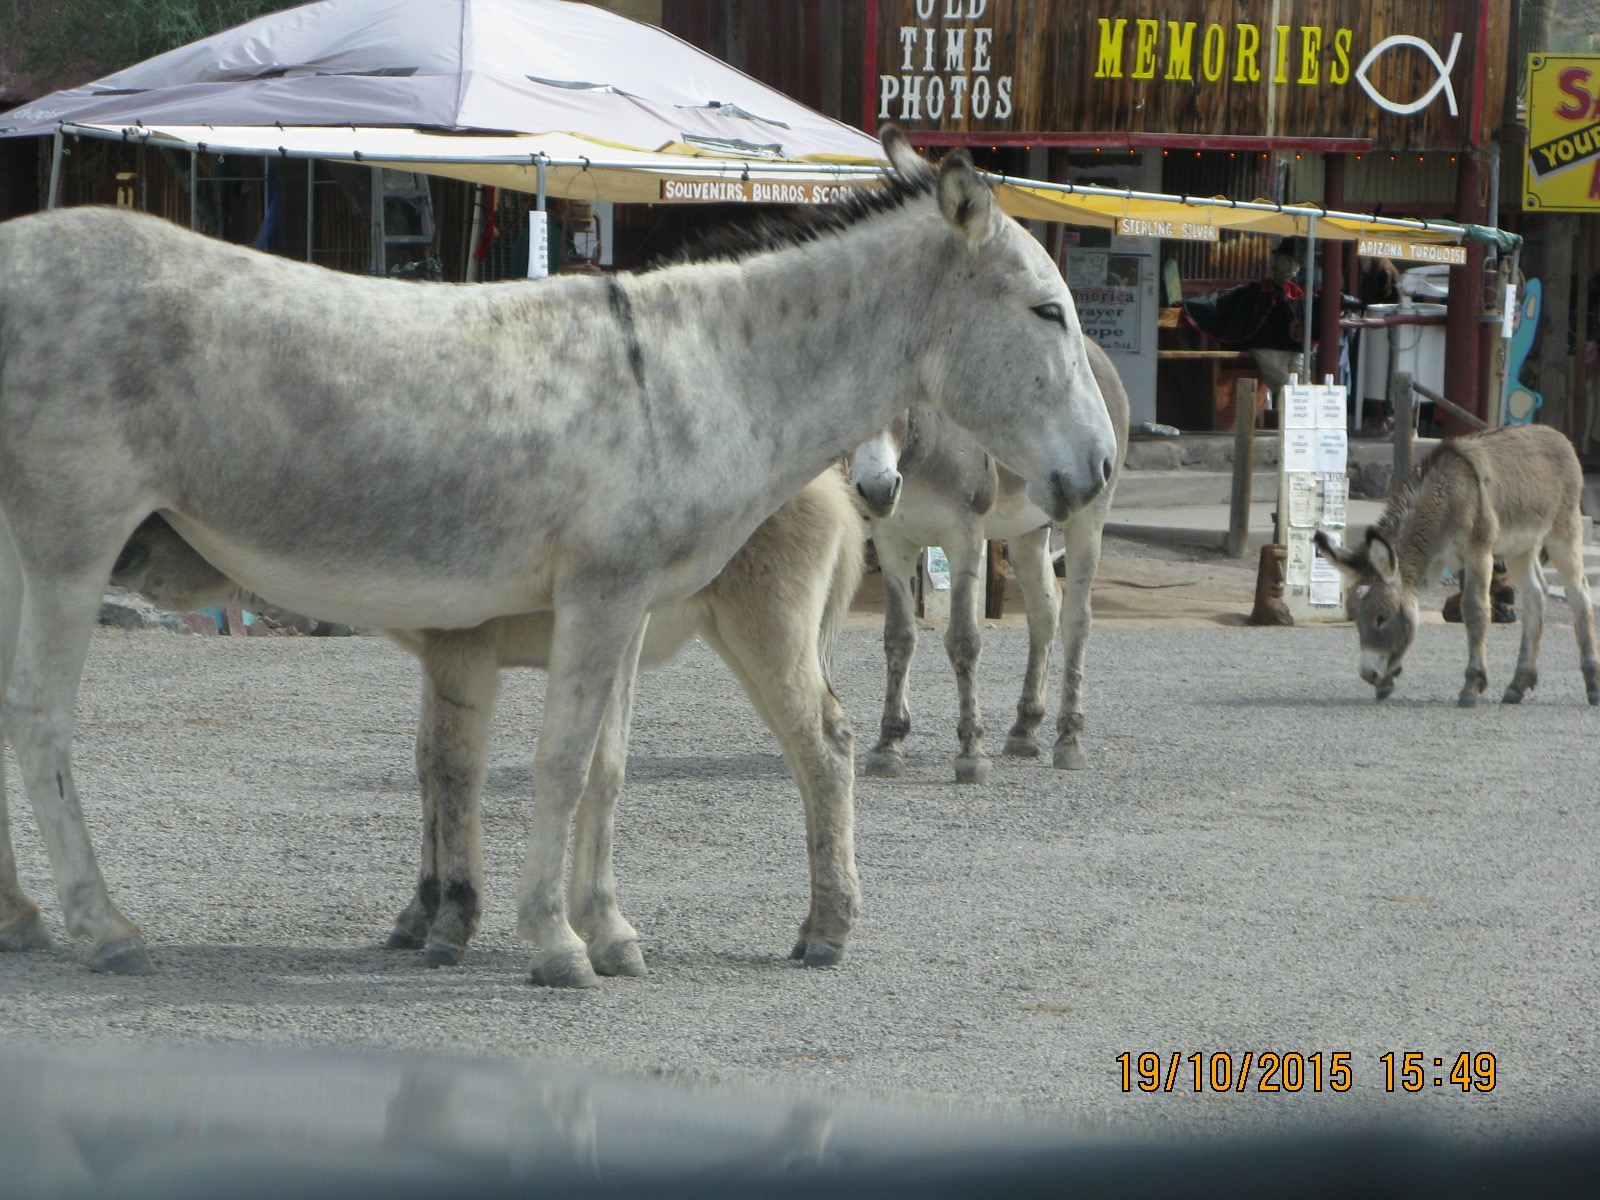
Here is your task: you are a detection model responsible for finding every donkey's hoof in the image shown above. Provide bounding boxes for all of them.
[90,936,155,976]
[1501,688,1524,705]
[953,756,991,785]
[385,926,426,951]
[528,949,601,989]
[864,750,905,778]
[1374,685,1394,702]
[589,939,648,977]
[423,940,465,968]
[1588,691,1600,707]
[1457,692,1479,708]
[1004,733,1041,758]
[1053,742,1089,771]
[798,941,844,968]
[0,915,54,952]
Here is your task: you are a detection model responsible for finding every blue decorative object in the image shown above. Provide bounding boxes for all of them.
[1502,279,1543,425]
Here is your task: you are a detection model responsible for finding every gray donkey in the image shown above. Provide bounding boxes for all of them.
[849,339,1130,781]
[0,130,1115,984]
[1314,424,1599,707]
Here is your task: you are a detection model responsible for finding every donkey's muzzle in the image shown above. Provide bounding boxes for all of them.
[1047,462,1109,522]
[855,473,902,521]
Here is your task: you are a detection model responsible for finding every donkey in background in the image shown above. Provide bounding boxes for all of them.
[109,472,862,973]
[850,339,1130,782]
[1315,424,1599,707]
[0,128,1116,984]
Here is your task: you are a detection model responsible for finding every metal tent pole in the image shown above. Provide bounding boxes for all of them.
[189,151,198,229]
[47,130,66,208]
[1302,215,1318,382]
[306,158,315,262]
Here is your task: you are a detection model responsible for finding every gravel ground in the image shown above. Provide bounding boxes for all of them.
[2,596,1597,1144]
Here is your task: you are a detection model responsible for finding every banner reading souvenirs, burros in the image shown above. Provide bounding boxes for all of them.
[873,0,1506,151]
[1524,53,1600,213]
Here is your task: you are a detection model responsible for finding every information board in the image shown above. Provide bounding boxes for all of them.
[1277,378,1350,622]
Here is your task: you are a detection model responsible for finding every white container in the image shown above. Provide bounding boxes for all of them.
[1358,302,1448,405]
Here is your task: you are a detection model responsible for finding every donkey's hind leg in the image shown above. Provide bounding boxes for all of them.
[1457,549,1495,707]
[567,648,648,978]
[1544,523,1600,705]
[1003,526,1060,759]
[1501,552,1545,703]
[700,605,859,967]
[0,546,52,953]
[1,542,150,973]
[388,629,498,966]
[943,527,990,784]
[864,530,920,779]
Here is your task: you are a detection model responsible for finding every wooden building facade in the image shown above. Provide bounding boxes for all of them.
[662,0,1516,432]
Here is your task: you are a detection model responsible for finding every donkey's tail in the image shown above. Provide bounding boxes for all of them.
[817,469,866,690]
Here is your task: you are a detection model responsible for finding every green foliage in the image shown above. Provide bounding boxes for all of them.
[1547,0,1600,52]
[4,0,305,84]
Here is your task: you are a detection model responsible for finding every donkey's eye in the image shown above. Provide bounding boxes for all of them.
[1031,302,1066,326]
[1375,615,1387,628]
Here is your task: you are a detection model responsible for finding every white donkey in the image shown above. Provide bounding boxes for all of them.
[108,471,862,973]
[850,339,1129,782]
[1315,424,1600,707]
[0,129,1116,986]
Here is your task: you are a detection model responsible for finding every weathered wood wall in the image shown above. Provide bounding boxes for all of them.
[873,0,1505,150]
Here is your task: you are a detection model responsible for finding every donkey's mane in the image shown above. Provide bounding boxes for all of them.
[644,165,941,272]
[1375,438,1475,538]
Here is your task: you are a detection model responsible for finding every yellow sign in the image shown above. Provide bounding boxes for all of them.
[1115,215,1218,241]
[1524,53,1600,212]
[1356,237,1467,264]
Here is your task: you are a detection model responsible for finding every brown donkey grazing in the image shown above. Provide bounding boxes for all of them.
[1315,424,1599,707]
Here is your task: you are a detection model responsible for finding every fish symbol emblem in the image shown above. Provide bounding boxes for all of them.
[1353,33,1462,116]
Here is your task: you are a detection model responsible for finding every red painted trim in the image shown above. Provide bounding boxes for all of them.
[861,0,878,134]
[1470,0,1489,149]
[903,131,1374,153]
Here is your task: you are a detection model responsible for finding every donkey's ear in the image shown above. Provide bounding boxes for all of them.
[880,125,933,185]
[1365,529,1401,586]
[1313,529,1365,583]
[936,148,998,249]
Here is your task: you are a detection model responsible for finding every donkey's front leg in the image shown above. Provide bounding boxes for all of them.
[1458,553,1495,707]
[1003,526,1060,759]
[865,531,920,778]
[1501,552,1544,704]
[0,562,52,954]
[518,593,651,989]
[943,529,990,784]
[566,625,649,978]
[1050,509,1107,769]
[388,629,499,966]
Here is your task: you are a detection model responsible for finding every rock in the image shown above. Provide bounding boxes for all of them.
[1348,460,1392,499]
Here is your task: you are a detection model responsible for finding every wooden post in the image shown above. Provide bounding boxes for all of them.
[984,539,1007,619]
[1484,257,1514,430]
[1390,371,1415,487]
[1224,377,1258,558]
